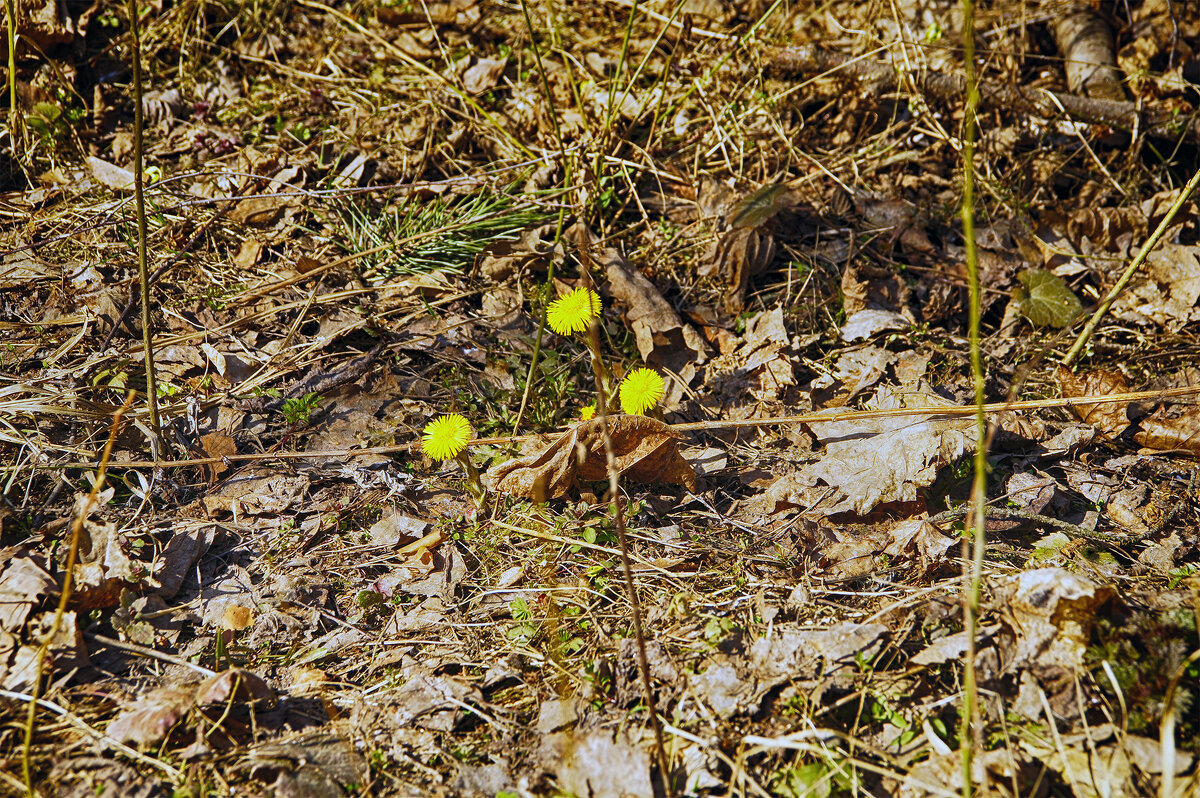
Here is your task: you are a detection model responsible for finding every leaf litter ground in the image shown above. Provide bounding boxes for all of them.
[1,0,1200,796]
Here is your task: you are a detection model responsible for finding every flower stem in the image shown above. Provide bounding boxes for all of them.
[456,452,487,507]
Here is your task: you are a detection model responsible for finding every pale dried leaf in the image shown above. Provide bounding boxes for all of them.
[756,385,974,516]
[86,156,135,191]
[840,309,910,342]
[1000,568,1111,673]
[538,731,653,798]
[1112,243,1200,331]
[0,550,55,631]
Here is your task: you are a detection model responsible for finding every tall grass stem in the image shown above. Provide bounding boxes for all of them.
[958,0,987,793]
[127,0,163,455]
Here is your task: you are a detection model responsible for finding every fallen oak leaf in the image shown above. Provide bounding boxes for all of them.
[484,416,696,501]
[1133,406,1200,454]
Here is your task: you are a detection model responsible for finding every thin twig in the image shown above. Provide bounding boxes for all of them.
[929,505,1147,546]
[585,324,673,793]
[45,384,1200,471]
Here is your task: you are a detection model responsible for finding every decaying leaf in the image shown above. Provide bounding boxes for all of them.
[1,610,88,692]
[538,730,653,798]
[484,416,696,500]
[1134,406,1200,454]
[998,568,1113,674]
[1015,269,1082,328]
[195,668,276,706]
[155,524,215,599]
[71,490,144,610]
[600,244,710,390]
[108,669,276,748]
[1056,365,1131,437]
[201,467,311,516]
[1112,243,1200,331]
[198,431,238,483]
[709,227,777,313]
[753,385,975,517]
[0,549,55,631]
[107,685,195,747]
[246,732,369,798]
[685,621,887,719]
[388,665,487,732]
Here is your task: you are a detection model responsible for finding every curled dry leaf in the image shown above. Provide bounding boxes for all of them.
[484,416,696,501]
[1134,406,1200,454]
[108,669,276,749]
[598,241,710,387]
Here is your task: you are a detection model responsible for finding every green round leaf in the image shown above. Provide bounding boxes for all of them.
[1016,269,1082,328]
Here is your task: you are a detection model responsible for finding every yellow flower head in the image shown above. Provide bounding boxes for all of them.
[579,404,596,421]
[547,287,601,336]
[421,414,473,461]
[619,368,664,415]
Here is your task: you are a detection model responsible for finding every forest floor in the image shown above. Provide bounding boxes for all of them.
[1,0,1199,795]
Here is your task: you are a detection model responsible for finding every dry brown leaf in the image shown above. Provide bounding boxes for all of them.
[462,57,506,94]
[195,668,276,706]
[198,431,237,483]
[538,731,653,798]
[999,568,1112,674]
[0,549,55,632]
[1056,365,1131,437]
[155,525,215,599]
[598,243,710,391]
[233,239,265,269]
[86,156,135,191]
[201,467,310,516]
[1111,242,1200,331]
[708,227,776,313]
[1134,406,1200,454]
[70,492,143,610]
[484,416,696,501]
[107,685,194,747]
[841,258,912,317]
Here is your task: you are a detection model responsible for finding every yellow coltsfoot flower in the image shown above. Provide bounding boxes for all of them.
[547,287,601,336]
[619,368,665,415]
[579,404,596,421]
[421,414,473,461]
